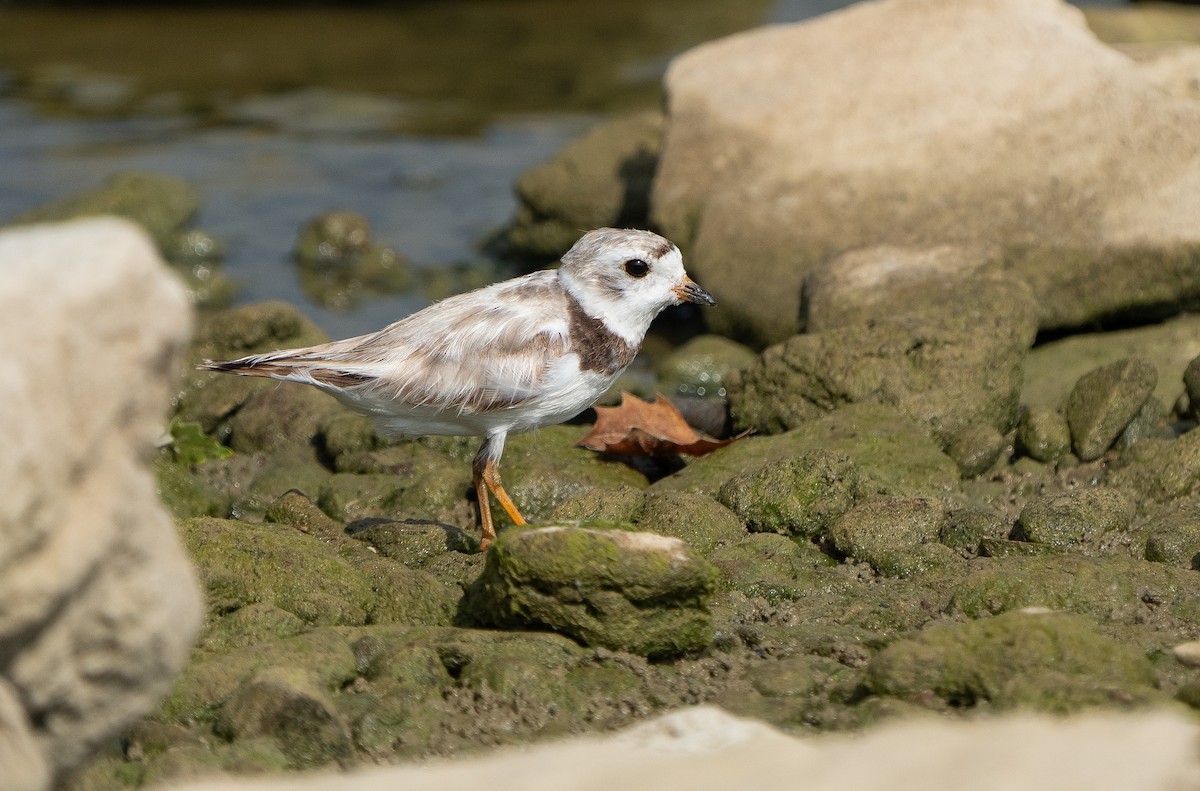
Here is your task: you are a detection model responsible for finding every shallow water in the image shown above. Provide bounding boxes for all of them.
[0,0,1127,338]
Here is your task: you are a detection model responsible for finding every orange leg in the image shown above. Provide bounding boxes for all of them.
[472,435,525,551]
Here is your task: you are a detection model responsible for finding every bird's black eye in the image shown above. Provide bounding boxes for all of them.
[622,258,650,278]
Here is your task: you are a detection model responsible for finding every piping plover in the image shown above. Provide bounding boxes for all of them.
[200,227,715,549]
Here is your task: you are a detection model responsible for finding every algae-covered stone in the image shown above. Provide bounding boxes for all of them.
[1142,498,1200,568]
[1186,354,1200,414]
[867,610,1161,712]
[1013,488,1138,557]
[949,555,1185,618]
[1016,405,1071,463]
[828,496,961,578]
[1108,430,1200,504]
[234,454,333,521]
[653,403,960,501]
[727,275,1035,443]
[227,384,342,455]
[631,491,746,555]
[707,533,840,604]
[944,423,1007,478]
[717,449,860,539]
[467,525,718,657]
[507,112,663,260]
[162,627,359,725]
[350,519,480,566]
[1064,357,1157,461]
[180,517,455,628]
[199,603,306,653]
[215,666,353,769]
[1118,396,1173,450]
[656,334,757,400]
[293,212,411,310]
[939,508,1007,552]
[489,425,650,526]
[330,442,473,523]
[264,489,344,540]
[153,453,230,519]
[10,171,198,249]
[182,518,373,626]
[549,485,646,523]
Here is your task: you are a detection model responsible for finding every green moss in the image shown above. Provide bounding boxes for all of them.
[867,610,1161,712]
[717,449,860,539]
[153,453,230,519]
[949,555,1194,618]
[181,518,374,625]
[652,403,960,501]
[468,525,718,657]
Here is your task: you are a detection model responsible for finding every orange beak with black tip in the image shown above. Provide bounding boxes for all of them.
[673,276,717,307]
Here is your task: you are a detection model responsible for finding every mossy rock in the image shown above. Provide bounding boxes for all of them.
[199,603,306,653]
[728,276,1036,442]
[214,666,353,770]
[161,627,359,725]
[1142,497,1200,568]
[233,453,333,521]
[867,610,1162,712]
[652,403,960,501]
[1064,357,1157,462]
[466,524,718,657]
[828,496,962,578]
[154,453,230,519]
[949,554,1195,618]
[549,484,647,523]
[179,517,454,628]
[1109,430,1200,505]
[227,384,342,455]
[490,425,650,526]
[1012,487,1139,557]
[506,111,663,260]
[944,423,1007,478]
[629,491,746,555]
[182,518,375,626]
[331,441,474,523]
[10,171,199,249]
[717,449,861,539]
[1016,405,1071,462]
[656,334,757,400]
[707,533,841,604]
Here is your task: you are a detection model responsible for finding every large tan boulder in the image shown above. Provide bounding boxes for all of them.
[651,0,1200,345]
[0,217,203,788]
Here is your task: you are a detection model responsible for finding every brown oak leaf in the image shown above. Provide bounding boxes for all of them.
[577,392,748,457]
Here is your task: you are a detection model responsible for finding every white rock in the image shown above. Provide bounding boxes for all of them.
[0,217,203,786]
[165,705,1200,791]
[651,0,1200,344]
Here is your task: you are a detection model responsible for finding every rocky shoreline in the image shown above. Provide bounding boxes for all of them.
[5,1,1200,789]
